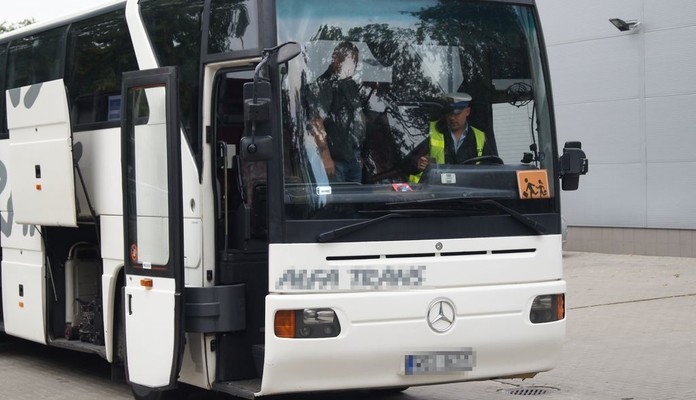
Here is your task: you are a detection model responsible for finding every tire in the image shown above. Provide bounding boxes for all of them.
[373,386,410,395]
[131,384,183,400]
[131,385,162,400]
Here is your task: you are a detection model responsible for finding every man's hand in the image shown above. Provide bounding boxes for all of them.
[320,149,335,176]
[417,156,430,171]
[310,117,336,176]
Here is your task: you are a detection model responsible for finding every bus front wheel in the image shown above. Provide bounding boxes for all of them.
[131,384,182,400]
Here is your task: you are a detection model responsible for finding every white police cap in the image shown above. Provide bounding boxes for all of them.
[442,92,472,109]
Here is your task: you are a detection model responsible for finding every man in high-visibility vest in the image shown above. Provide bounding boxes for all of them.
[409,92,497,183]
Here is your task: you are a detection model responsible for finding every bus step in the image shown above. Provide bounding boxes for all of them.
[212,379,261,399]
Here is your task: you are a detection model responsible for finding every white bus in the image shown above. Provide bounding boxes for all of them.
[0,0,587,399]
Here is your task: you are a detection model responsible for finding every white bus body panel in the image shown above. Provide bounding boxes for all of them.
[0,219,45,344]
[269,235,562,293]
[73,128,123,218]
[0,138,47,344]
[0,141,10,211]
[175,139,206,387]
[262,281,565,395]
[5,79,77,227]
[261,235,564,395]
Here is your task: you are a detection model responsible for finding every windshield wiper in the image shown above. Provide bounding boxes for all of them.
[316,208,489,243]
[316,199,546,243]
[316,212,410,243]
[386,197,547,235]
[478,199,547,234]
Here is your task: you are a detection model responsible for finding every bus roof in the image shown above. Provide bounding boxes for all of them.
[0,0,125,43]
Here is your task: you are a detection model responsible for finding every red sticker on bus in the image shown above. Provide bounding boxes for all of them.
[130,243,138,263]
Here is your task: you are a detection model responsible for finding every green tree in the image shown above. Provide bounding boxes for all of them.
[0,19,36,34]
[208,0,250,51]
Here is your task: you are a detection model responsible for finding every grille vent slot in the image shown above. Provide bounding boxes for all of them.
[491,248,536,255]
[326,255,381,261]
[441,250,488,257]
[326,248,536,261]
[385,253,435,259]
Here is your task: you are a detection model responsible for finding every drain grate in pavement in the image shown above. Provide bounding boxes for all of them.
[498,386,560,396]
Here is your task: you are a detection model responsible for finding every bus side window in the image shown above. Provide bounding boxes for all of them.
[140,0,204,155]
[65,10,138,128]
[6,27,66,91]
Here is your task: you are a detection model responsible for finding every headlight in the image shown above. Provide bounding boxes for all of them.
[530,294,565,323]
[274,308,341,338]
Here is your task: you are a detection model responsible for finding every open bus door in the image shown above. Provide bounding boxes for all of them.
[121,67,185,392]
[6,79,77,227]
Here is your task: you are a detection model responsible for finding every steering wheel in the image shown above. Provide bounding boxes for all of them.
[461,155,504,165]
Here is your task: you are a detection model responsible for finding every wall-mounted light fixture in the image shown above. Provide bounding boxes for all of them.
[609,18,641,32]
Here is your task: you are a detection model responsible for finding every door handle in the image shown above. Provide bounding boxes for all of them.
[128,294,133,315]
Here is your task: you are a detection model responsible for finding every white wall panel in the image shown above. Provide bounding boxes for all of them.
[645,26,696,97]
[561,163,646,228]
[537,0,642,45]
[540,0,696,231]
[645,94,696,163]
[555,100,642,165]
[547,36,641,105]
[645,0,696,31]
[647,162,696,228]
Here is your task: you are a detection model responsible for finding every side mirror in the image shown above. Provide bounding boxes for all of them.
[559,141,589,191]
[240,135,273,162]
[240,42,301,163]
[241,81,272,162]
[274,42,301,65]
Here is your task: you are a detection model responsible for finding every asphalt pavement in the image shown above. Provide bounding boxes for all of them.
[407,251,696,400]
[1,251,694,400]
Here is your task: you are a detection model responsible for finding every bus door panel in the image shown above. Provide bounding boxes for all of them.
[121,67,185,390]
[5,79,78,227]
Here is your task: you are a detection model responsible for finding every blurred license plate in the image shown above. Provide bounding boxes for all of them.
[403,350,475,375]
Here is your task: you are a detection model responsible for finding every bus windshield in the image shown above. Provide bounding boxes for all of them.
[277,0,555,220]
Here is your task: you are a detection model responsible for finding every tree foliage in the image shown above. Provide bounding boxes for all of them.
[0,19,36,34]
[208,0,251,51]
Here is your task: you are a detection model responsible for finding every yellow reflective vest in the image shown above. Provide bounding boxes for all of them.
[409,121,486,183]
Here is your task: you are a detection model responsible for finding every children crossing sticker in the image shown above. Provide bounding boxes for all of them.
[516,170,550,199]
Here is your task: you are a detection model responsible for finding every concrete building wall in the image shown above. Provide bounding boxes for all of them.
[537,0,696,257]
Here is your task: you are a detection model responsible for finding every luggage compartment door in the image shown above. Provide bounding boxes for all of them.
[5,79,77,227]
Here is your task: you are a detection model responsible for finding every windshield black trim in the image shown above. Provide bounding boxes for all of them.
[283,212,560,244]
[385,198,547,234]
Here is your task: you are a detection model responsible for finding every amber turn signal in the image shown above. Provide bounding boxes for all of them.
[274,310,296,338]
[140,278,153,288]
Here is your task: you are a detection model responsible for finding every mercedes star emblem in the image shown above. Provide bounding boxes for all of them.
[427,298,456,333]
